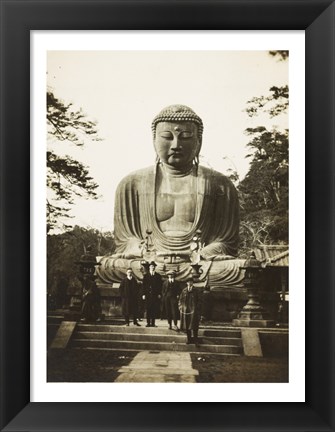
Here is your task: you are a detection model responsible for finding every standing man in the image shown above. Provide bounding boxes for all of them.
[179,277,202,345]
[142,262,162,327]
[119,268,141,326]
[162,270,181,330]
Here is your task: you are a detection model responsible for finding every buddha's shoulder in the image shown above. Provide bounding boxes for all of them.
[198,165,235,187]
[117,166,155,188]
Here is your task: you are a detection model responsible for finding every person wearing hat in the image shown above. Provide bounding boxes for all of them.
[119,268,141,326]
[178,277,202,345]
[162,270,181,330]
[142,262,162,327]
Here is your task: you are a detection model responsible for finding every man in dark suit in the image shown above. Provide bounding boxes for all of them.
[142,261,162,327]
[119,268,141,326]
[162,270,181,330]
[179,277,202,345]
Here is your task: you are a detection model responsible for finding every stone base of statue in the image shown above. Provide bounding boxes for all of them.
[96,283,123,317]
[206,286,246,321]
[95,282,253,322]
[94,253,285,323]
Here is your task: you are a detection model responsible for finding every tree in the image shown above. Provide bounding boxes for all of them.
[238,52,289,252]
[245,51,289,119]
[238,128,288,248]
[269,50,289,61]
[47,91,102,232]
[245,85,288,118]
[47,226,115,306]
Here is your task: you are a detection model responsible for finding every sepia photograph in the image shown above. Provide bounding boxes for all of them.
[3,0,335,429]
[45,47,290,386]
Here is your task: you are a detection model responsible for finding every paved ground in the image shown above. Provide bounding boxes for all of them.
[48,317,288,383]
[47,349,138,382]
[48,348,288,383]
[115,351,198,383]
[192,353,288,382]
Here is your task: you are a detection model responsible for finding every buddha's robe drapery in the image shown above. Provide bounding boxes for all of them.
[113,164,240,257]
[96,164,245,286]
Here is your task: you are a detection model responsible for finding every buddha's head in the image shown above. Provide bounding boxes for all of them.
[152,105,203,170]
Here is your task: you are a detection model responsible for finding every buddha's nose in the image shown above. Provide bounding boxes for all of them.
[171,137,182,150]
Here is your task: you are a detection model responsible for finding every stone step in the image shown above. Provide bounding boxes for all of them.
[200,336,242,346]
[76,324,241,338]
[47,315,64,325]
[75,331,242,347]
[201,329,241,338]
[71,338,242,354]
[72,346,240,357]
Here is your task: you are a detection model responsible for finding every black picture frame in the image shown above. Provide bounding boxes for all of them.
[1,1,334,431]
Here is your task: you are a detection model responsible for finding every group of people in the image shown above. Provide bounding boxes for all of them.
[119,262,202,345]
[79,261,203,345]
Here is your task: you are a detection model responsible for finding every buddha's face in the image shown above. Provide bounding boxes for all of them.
[154,121,201,169]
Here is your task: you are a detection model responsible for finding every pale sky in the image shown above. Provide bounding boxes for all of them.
[47,50,288,232]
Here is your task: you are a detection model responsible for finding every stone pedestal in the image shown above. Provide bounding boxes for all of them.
[232,254,274,328]
[232,286,274,327]
[233,283,275,327]
[233,318,274,327]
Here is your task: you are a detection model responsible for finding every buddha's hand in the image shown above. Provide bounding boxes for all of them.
[155,252,190,263]
[200,243,235,261]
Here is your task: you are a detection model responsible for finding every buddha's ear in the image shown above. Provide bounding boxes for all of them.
[196,136,202,155]
[196,124,202,152]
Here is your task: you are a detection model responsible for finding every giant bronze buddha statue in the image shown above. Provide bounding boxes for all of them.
[97,105,245,288]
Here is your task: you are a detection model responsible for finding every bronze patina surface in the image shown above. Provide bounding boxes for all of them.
[97,105,245,287]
